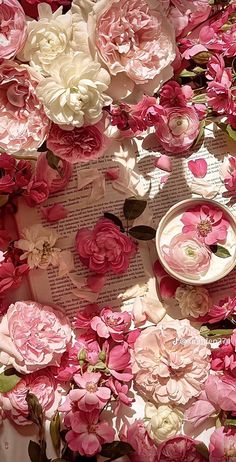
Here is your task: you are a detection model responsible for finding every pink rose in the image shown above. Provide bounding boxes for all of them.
[91,308,132,341]
[106,342,133,382]
[0,301,72,374]
[0,0,27,60]
[169,0,211,37]
[160,81,193,108]
[196,296,236,324]
[0,369,61,425]
[76,218,137,275]
[157,435,206,462]
[155,106,200,154]
[0,260,29,295]
[161,233,211,276]
[120,420,158,462]
[181,205,229,245]
[220,156,236,192]
[211,332,236,377]
[209,428,236,462]
[0,61,50,154]
[47,122,107,164]
[68,371,111,411]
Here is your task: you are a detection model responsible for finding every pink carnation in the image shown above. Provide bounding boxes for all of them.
[209,428,236,462]
[76,218,136,275]
[155,106,200,154]
[0,369,61,425]
[157,435,206,462]
[0,61,49,154]
[91,308,132,341]
[68,371,111,411]
[181,205,229,245]
[0,0,27,60]
[0,301,72,374]
[120,420,158,462]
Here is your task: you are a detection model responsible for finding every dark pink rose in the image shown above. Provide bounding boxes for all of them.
[0,0,27,60]
[157,435,206,462]
[120,420,157,462]
[76,218,137,275]
[196,296,236,324]
[0,260,29,295]
[160,81,193,107]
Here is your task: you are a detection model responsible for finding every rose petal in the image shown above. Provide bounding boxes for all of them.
[87,274,106,293]
[160,276,180,299]
[154,155,173,173]
[188,159,207,178]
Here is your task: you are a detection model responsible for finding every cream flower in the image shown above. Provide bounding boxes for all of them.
[145,402,183,444]
[175,285,211,318]
[18,4,73,76]
[36,52,112,127]
[15,224,61,269]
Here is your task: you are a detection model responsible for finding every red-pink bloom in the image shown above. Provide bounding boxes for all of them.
[107,342,133,382]
[120,420,158,462]
[91,308,132,342]
[42,204,68,223]
[160,81,193,108]
[211,331,236,377]
[159,275,180,299]
[157,435,206,462]
[181,205,229,245]
[220,156,236,192]
[155,106,200,154]
[73,304,100,330]
[209,427,236,462]
[197,296,236,324]
[65,410,115,456]
[69,372,111,411]
[0,0,27,60]
[188,159,207,178]
[0,260,29,295]
[76,218,136,275]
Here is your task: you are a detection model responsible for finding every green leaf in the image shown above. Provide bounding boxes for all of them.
[100,441,134,460]
[104,212,125,232]
[223,418,236,427]
[46,150,60,172]
[50,413,61,457]
[180,69,196,78]
[123,197,147,221]
[128,225,156,241]
[0,368,21,393]
[210,244,231,258]
[0,195,9,208]
[226,124,236,141]
[26,392,43,426]
[193,66,205,74]
[195,442,209,461]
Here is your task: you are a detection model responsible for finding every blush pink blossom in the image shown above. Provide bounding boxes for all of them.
[197,296,236,324]
[188,159,207,178]
[76,218,137,275]
[0,0,27,60]
[0,369,61,425]
[181,205,229,245]
[0,61,49,154]
[157,435,206,462]
[41,204,68,223]
[120,420,158,462]
[65,410,115,456]
[209,428,236,462]
[155,106,200,154]
[0,300,72,374]
[220,156,236,192]
[68,372,111,411]
[91,308,132,342]
[161,233,211,276]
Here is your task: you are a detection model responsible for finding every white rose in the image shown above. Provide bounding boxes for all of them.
[144,403,183,444]
[175,285,211,318]
[36,52,111,127]
[18,4,73,76]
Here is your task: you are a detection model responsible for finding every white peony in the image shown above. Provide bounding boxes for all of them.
[36,52,111,127]
[144,402,183,444]
[18,4,73,76]
[175,285,211,318]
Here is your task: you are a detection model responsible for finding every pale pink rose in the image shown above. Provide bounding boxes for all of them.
[155,107,200,154]
[0,0,27,60]
[157,435,206,462]
[220,156,236,192]
[0,369,61,425]
[120,420,158,462]
[65,409,115,456]
[161,233,211,277]
[0,61,50,154]
[188,159,207,178]
[91,308,132,342]
[209,428,236,462]
[181,205,229,245]
[76,218,137,275]
[0,300,72,374]
[133,319,210,405]
[68,371,111,411]
[47,122,107,165]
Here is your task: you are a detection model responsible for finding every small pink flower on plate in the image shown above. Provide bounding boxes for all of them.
[69,371,111,411]
[181,205,229,245]
[188,159,207,178]
[154,155,173,173]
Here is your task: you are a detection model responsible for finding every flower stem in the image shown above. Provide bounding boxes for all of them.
[12,154,38,161]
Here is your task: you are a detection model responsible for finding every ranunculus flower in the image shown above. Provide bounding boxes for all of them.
[0,61,50,154]
[175,285,211,318]
[0,300,72,373]
[120,420,158,462]
[133,319,210,405]
[220,156,236,192]
[91,308,132,341]
[36,52,111,127]
[181,205,229,245]
[161,233,211,277]
[209,428,236,462]
[76,218,137,274]
[145,402,183,444]
[155,106,200,154]
[0,0,27,60]
[196,296,236,324]
[47,122,107,164]
[157,435,207,462]
[68,371,111,411]
[0,369,61,425]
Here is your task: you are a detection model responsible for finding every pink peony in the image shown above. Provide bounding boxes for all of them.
[209,428,236,462]
[47,122,107,165]
[91,308,132,342]
[0,61,50,154]
[155,106,200,154]
[0,0,27,60]
[120,420,158,462]
[65,409,115,456]
[0,369,61,425]
[197,296,236,324]
[211,331,236,377]
[68,371,111,411]
[0,300,72,374]
[220,156,236,192]
[161,233,211,276]
[181,205,229,245]
[133,319,210,405]
[157,435,206,462]
[76,218,137,275]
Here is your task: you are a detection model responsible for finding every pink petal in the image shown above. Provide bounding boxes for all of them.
[87,274,106,293]
[154,155,173,173]
[105,167,120,181]
[153,259,167,278]
[42,203,68,222]
[188,159,208,178]
[160,174,170,184]
[160,276,180,299]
